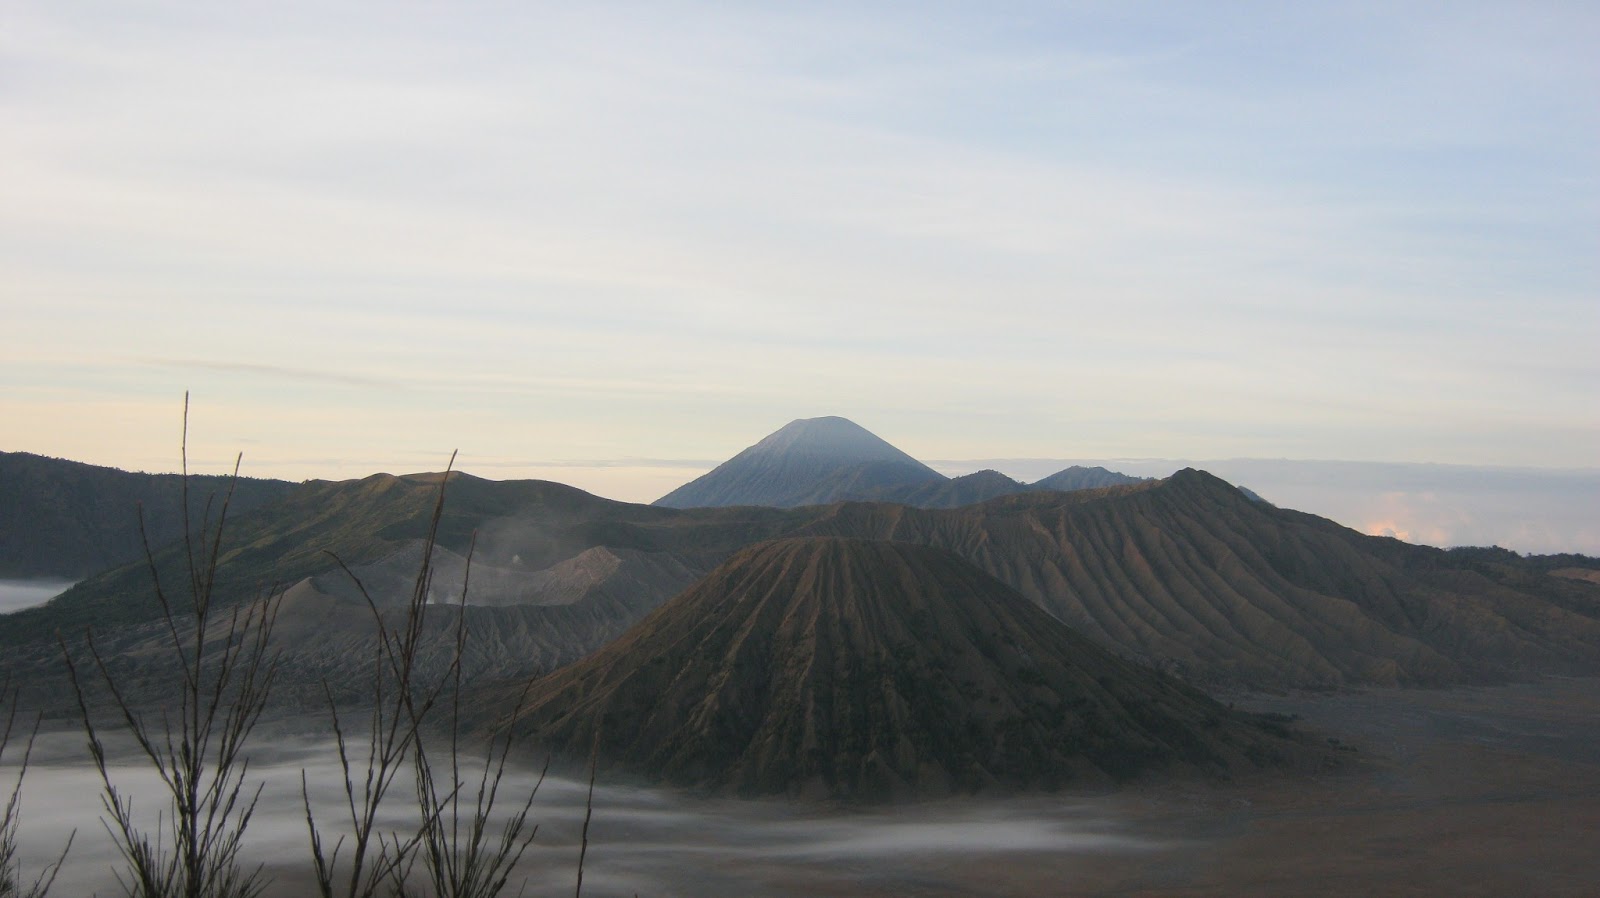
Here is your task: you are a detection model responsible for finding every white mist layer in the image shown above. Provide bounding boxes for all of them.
[3,736,1157,898]
[0,580,75,614]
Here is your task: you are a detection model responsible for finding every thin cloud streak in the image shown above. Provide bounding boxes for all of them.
[141,357,399,389]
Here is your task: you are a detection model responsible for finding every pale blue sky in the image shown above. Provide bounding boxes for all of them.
[2,2,1596,512]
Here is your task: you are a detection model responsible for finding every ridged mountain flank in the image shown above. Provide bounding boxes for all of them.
[494,537,1307,800]
[794,469,1600,688]
[859,467,1147,508]
[653,417,943,508]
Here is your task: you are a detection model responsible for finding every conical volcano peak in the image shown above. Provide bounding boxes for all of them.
[654,417,942,509]
[1162,467,1255,500]
[749,416,926,461]
[495,535,1310,799]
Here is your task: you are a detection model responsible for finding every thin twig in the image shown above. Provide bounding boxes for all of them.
[58,394,281,898]
[573,751,597,898]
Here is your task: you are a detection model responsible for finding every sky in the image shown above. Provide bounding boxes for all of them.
[2,3,1596,532]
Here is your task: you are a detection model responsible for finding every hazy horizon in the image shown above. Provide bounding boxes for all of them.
[8,437,1598,555]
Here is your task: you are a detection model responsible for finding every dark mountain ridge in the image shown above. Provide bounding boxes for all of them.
[861,466,1147,508]
[0,470,818,646]
[0,451,296,578]
[1032,465,1147,493]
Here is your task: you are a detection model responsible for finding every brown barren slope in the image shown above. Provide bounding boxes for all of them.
[799,470,1600,688]
[494,537,1311,800]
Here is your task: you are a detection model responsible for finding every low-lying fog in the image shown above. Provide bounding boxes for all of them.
[4,732,1159,897]
[0,580,74,614]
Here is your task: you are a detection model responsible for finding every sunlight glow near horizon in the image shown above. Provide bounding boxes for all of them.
[2,3,1596,525]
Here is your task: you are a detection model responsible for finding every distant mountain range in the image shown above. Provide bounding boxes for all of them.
[0,420,1138,582]
[489,537,1314,798]
[654,416,1143,509]
[11,459,1597,694]
[6,423,1600,798]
